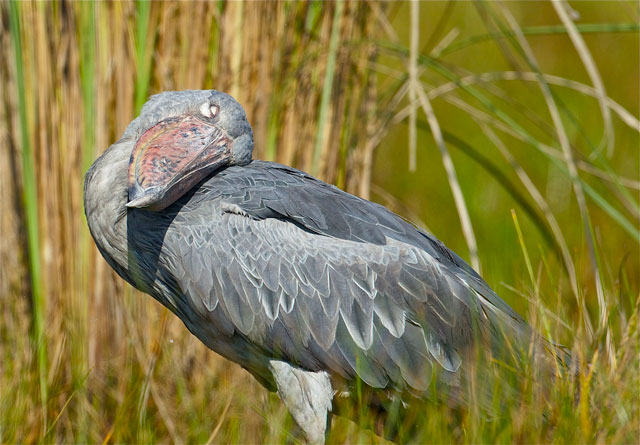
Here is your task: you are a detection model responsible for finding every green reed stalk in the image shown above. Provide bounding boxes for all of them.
[135,0,152,114]
[79,1,96,176]
[440,23,640,57]
[8,0,47,430]
[311,0,343,177]
[76,1,97,440]
[230,1,244,100]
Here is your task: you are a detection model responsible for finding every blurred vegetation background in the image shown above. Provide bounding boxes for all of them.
[0,1,638,443]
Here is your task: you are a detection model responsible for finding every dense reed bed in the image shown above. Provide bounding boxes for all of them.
[0,1,638,443]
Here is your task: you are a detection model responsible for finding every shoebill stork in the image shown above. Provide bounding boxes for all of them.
[85,90,566,443]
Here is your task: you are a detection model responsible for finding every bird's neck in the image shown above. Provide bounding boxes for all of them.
[84,137,133,277]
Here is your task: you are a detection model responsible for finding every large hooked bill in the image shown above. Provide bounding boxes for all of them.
[127,114,231,211]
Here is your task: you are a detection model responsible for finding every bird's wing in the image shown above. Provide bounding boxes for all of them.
[162,211,528,393]
[195,161,526,325]
[152,162,532,393]
[165,209,477,392]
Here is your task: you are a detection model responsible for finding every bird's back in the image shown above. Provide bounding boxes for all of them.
[124,160,542,407]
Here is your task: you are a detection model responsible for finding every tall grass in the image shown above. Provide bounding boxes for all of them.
[311,0,343,177]
[1,1,638,443]
[7,0,47,431]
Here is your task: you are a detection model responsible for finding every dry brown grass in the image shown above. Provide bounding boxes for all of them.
[1,1,638,443]
[0,2,383,442]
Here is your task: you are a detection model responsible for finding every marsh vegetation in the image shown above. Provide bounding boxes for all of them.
[0,1,638,443]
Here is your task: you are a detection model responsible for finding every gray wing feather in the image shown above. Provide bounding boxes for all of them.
[340,295,374,350]
[155,161,530,393]
[166,211,472,391]
[377,323,433,391]
[220,259,255,335]
[334,318,389,388]
[426,332,462,372]
[374,292,406,338]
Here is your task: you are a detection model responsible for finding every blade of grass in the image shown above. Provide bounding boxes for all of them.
[304,0,323,33]
[500,6,604,335]
[203,4,220,89]
[136,312,167,432]
[311,0,343,177]
[377,40,640,343]
[8,0,47,432]
[544,89,640,220]
[468,95,636,231]
[230,0,243,100]
[415,81,481,272]
[486,1,628,227]
[579,348,599,439]
[134,0,152,114]
[43,369,91,441]
[122,301,179,443]
[75,1,96,440]
[500,282,571,331]
[377,42,640,244]
[510,209,556,356]
[439,23,640,57]
[424,0,456,53]
[430,27,460,58]
[428,71,640,133]
[552,0,614,156]
[370,1,398,42]
[205,395,233,444]
[414,119,557,252]
[579,180,639,242]
[408,0,418,171]
[79,1,96,176]
[482,124,579,300]
[422,69,640,214]
[510,211,538,303]
[370,65,640,193]
[474,1,524,74]
[437,92,640,228]
[372,77,579,261]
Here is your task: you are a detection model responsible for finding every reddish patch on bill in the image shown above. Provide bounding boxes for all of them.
[129,115,221,191]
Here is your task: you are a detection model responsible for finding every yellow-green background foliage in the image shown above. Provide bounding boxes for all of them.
[1,1,638,443]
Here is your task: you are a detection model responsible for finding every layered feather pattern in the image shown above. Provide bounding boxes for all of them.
[125,161,531,394]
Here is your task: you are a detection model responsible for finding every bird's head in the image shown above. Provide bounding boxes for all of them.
[125,90,253,211]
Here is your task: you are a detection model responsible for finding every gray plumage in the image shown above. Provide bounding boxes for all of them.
[85,90,561,442]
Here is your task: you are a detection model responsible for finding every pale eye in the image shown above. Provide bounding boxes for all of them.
[200,102,219,118]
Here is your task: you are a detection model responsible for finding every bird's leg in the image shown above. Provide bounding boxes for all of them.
[268,360,333,445]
